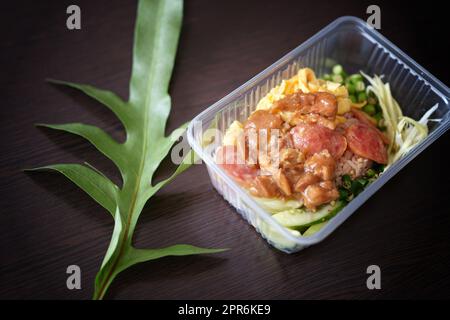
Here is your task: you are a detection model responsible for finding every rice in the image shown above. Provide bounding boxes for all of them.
[335,150,372,186]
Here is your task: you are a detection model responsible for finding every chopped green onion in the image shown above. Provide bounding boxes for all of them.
[351,180,364,196]
[362,104,376,115]
[342,174,352,189]
[346,82,356,94]
[339,170,379,201]
[372,163,385,173]
[332,64,343,75]
[357,91,367,102]
[349,74,363,83]
[373,112,383,122]
[349,94,357,103]
[331,74,344,84]
[355,81,366,92]
[356,178,369,187]
[339,188,349,201]
[366,168,376,178]
[322,73,331,81]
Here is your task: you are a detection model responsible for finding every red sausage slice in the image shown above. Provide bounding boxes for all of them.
[351,108,390,145]
[345,122,388,164]
[290,123,347,159]
[215,146,258,185]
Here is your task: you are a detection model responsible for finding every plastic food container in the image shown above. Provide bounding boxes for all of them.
[187,16,450,253]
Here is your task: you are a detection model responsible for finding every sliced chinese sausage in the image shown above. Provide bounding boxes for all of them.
[215,146,258,185]
[351,108,377,127]
[290,123,347,159]
[345,122,388,164]
[351,108,390,145]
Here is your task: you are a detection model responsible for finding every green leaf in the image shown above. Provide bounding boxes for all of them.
[36,123,126,173]
[46,79,131,128]
[127,245,228,266]
[94,243,228,300]
[144,148,193,200]
[25,164,119,217]
[101,207,124,268]
[30,0,226,300]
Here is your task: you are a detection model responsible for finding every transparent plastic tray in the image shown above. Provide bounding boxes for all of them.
[187,16,450,253]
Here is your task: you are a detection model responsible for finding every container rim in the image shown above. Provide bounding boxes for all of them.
[187,16,450,247]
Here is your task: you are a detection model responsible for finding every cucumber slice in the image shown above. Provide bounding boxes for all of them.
[273,200,345,229]
[256,218,301,252]
[253,196,302,214]
[303,221,327,236]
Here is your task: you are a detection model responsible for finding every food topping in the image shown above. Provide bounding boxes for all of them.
[345,122,388,164]
[290,123,347,159]
[216,68,393,211]
[271,91,337,118]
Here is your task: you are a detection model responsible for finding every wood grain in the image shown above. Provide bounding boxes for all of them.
[1,0,449,299]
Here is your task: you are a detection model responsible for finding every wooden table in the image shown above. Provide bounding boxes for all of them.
[1,0,449,299]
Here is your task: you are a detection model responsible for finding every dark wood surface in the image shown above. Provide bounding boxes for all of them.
[1,0,450,300]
